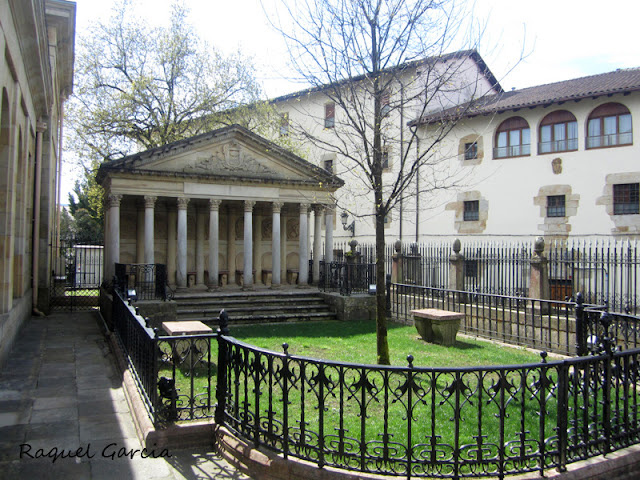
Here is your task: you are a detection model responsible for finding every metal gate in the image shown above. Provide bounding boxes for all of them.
[50,240,104,311]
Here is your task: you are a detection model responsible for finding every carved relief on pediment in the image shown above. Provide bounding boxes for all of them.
[183,141,272,177]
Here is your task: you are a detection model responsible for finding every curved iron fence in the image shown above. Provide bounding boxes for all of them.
[215,335,640,479]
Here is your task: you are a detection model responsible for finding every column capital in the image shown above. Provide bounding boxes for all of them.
[272,201,284,214]
[324,203,335,213]
[177,197,189,210]
[209,198,222,211]
[105,194,123,209]
[144,195,157,208]
[299,203,310,214]
[313,204,325,215]
[244,200,256,212]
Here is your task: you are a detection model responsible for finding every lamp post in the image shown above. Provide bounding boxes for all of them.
[340,211,355,237]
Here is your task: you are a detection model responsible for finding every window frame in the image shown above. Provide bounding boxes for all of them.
[464,141,478,160]
[279,112,289,137]
[324,102,335,129]
[494,117,531,158]
[613,183,640,215]
[538,111,578,154]
[546,195,566,218]
[463,200,480,221]
[586,103,633,149]
[323,158,334,173]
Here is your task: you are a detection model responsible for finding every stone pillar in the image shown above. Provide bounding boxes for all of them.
[298,203,309,285]
[227,207,236,285]
[448,238,465,302]
[253,211,261,284]
[105,194,122,282]
[176,197,189,288]
[313,205,324,284]
[208,199,221,289]
[136,202,144,263]
[280,213,287,282]
[167,208,177,286]
[196,206,205,287]
[530,237,550,314]
[144,196,156,264]
[243,200,255,289]
[325,205,334,263]
[391,239,402,283]
[271,202,283,288]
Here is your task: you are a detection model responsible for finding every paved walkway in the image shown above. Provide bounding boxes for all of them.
[0,310,251,479]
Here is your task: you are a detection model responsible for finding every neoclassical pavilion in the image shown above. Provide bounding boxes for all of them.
[96,125,343,290]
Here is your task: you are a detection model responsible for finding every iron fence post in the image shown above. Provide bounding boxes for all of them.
[556,363,569,472]
[575,292,586,356]
[215,310,229,425]
[386,273,391,316]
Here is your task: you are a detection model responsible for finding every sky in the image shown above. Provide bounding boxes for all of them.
[62,0,640,198]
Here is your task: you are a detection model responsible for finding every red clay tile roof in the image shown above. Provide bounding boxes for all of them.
[411,67,640,126]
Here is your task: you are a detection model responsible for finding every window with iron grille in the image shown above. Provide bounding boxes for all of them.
[613,183,640,215]
[464,142,478,160]
[547,195,566,217]
[325,102,335,128]
[382,148,389,169]
[323,158,334,172]
[463,200,479,221]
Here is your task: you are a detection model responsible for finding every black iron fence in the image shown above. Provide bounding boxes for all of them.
[318,261,377,295]
[50,240,103,310]
[111,288,217,424]
[110,280,640,478]
[384,239,640,314]
[114,263,171,301]
[215,331,640,479]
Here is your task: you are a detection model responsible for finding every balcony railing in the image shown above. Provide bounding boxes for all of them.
[587,132,633,148]
[539,138,578,154]
[493,143,530,158]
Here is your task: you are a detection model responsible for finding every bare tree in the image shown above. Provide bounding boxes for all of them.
[267,0,512,364]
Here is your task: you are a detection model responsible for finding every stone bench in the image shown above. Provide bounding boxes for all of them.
[410,308,464,347]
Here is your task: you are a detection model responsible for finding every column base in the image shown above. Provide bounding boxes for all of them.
[270,283,282,290]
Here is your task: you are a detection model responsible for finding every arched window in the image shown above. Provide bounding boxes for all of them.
[539,110,578,154]
[587,102,632,149]
[494,116,530,158]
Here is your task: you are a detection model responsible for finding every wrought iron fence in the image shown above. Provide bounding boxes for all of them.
[215,331,640,479]
[50,240,103,310]
[111,287,216,424]
[114,263,170,301]
[319,261,377,295]
[390,283,578,355]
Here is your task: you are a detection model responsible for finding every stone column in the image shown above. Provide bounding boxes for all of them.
[105,194,122,282]
[136,202,144,263]
[448,238,465,303]
[196,206,205,287]
[243,200,255,289]
[325,205,334,263]
[530,237,550,314]
[227,207,236,285]
[298,203,309,285]
[176,197,189,288]
[253,211,261,284]
[271,202,283,288]
[167,208,177,286]
[313,205,323,284]
[208,199,221,289]
[144,196,156,264]
[280,214,287,282]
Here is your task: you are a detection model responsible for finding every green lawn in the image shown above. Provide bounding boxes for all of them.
[229,319,547,367]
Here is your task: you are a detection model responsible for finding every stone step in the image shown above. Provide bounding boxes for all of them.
[177,303,330,316]
[187,311,339,326]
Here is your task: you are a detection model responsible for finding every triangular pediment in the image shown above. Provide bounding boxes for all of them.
[97,125,342,189]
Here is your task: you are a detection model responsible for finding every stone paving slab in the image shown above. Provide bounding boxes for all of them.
[0,310,252,480]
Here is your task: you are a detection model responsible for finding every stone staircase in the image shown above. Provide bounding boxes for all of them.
[173,288,338,326]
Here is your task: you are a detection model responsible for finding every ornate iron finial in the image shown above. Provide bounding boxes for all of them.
[394,239,402,253]
[540,351,548,364]
[407,354,414,368]
[282,343,289,355]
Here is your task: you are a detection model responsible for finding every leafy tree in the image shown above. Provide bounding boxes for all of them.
[269,0,518,364]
